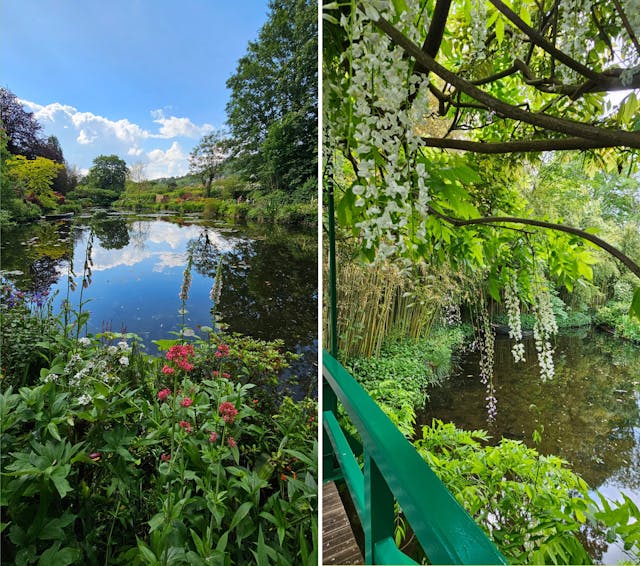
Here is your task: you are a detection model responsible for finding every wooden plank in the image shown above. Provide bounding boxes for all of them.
[323,481,363,565]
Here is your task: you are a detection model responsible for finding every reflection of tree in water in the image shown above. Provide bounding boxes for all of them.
[91,217,130,250]
[186,228,317,349]
[0,221,74,292]
[427,332,640,489]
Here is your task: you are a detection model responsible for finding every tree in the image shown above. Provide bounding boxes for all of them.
[323,0,640,319]
[226,0,317,194]
[85,155,129,194]
[0,87,43,158]
[189,131,228,197]
[6,155,64,209]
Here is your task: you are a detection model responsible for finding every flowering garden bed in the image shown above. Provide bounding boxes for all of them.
[0,285,317,565]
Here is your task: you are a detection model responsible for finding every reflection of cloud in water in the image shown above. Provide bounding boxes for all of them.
[153,252,187,271]
[85,223,245,272]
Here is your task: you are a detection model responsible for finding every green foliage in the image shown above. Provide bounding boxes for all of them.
[415,420,596,564]
[0,301,317,564]
[346,327,466,434]
[83,155,128,195]
[189,130,228,197]
[226,0,317,195]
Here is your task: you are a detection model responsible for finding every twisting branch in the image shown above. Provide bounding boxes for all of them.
[373,15,640,149]
[487,0,603,81]
[427,205,640,280]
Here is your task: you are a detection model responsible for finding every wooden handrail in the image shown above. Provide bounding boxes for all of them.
[323,350,509,565]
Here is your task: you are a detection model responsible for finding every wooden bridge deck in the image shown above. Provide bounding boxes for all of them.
[322,481,363,565]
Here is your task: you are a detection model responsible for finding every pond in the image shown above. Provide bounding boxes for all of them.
[0,213,317,391]
[423,330,640,563]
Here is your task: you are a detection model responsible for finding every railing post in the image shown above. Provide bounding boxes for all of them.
[323,378,340,480]
[364,453,395,564]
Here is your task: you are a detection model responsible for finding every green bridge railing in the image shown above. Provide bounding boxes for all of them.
[323,350,509,565]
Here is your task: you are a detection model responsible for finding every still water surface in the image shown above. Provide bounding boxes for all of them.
[424,331,640,563]
[1,213,317,386]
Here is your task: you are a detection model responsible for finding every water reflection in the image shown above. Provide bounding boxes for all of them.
[1,216,317,381]
[424,331,640,492]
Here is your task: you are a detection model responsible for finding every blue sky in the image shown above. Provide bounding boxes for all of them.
[0,1,270,178]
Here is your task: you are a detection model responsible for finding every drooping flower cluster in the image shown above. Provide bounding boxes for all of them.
[325,1,434,259]
[504,275,525,364]
[218,401,238,425]
[532,275,558,382]
[479,311,497,422]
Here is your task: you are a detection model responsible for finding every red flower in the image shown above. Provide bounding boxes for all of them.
[227,436,236,448]
[280,473,287,481]
[179,420,192,433]
[218,401,238,424]
[161,365,174,375]
[215,343,230,358]
[222,372,231,379]
[177,360,194,372]
[180,397,193,408]
[160,453,171,462]
[252,399,258,405]
[209,431,218,442]
[212,370,219,377]
[157,388,171,401]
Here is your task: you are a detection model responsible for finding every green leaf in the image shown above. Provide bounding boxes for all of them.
[495,17,505,44]
[137,539,159,565]
[230,501,254,530]
[47,422,62,442]
[630,287,640,321]
[148,512,165,533]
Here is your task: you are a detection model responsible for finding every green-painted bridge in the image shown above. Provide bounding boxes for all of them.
[322,350,508,565]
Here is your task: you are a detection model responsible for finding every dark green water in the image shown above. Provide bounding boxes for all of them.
[424,330,640,562]
[0,213,317,386]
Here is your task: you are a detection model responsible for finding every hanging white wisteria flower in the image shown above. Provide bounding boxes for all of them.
[531,272,558,382]
[479,310,497,422]
[504,274,526,364]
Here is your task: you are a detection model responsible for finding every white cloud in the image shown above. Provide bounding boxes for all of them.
[151,109,214,139]
[146,142,189,178]
[19,99,217,179]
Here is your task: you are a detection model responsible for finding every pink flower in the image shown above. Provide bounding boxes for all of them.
[88,452,101,461]
[222,372,231,379]
[209,431,218,443]
[179,420,192,433]
[161,453,171,462]
[215,343,230,358]
[157,388,171,401]
[177,360,194,372]
[180,397,193,408]
[212,371,219,377]
[228,437,236,448]
[218,401,238,424]
[162,365,175,375]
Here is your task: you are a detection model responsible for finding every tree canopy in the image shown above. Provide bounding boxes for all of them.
[84,155,129,194]
[324,0,640,318]
[189,130,228,197]
[226,0,317,195]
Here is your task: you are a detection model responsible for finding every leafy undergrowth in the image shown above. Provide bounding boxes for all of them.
[0,290,317,565]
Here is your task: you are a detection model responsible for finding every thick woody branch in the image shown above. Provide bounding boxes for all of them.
[420,136,621,153]
[612,0,640,54]
[427,206,640,280]
[373,15,640,149]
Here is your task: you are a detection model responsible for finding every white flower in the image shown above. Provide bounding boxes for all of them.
[107,346,117,355]
[117,340,129,351]
[77,393,92,405]
[78,337,91,347]
[119,356,129,367]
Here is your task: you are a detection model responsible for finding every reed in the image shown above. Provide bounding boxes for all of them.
[324,245,457,358]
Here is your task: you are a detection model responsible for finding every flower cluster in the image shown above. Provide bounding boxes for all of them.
[479,312,497,422]
[532,274,558,382]
[157,388,171,401]
[165,344,195,372]
[215,343,229,358]
[218,401,238,425]
[504,275,526,364]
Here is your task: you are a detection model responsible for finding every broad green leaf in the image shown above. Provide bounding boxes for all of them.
[230,501,253,530]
